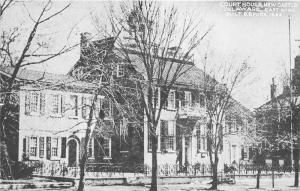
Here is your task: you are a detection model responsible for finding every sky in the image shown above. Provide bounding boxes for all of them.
[3,0,300,110]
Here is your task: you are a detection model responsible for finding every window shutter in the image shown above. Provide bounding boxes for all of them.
[249,147,253,160]
[61,137,66,158]
[25,92,30,115]
[160,120,168,151]
[82,97,87,119]
[46,137,51,160]
[23,138,27,157]
[61,95,65,115]
[40,93,45,115]
[26,136,30,155]
[80,137,85,159]
[241,147,244,160]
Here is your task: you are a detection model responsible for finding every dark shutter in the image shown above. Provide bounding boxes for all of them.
[94,137,100,161]
[40,93,45,115]
[61,137,66,158]
[241,147,244,160]
[175,91,180,108]
[82,97,87,119]
[23,138,27,156]
[25,92,30,115]
[160,120,168,150]
[80,137,85,160]
[61,95,65,115]
[46,137,51,160]
[249,147,253,160]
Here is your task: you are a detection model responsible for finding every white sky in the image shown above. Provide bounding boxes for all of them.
[3,0,300,109]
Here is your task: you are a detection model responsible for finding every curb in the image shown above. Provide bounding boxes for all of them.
[0,181,73,190]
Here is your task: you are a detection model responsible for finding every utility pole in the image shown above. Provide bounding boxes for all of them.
[288,15,293,165]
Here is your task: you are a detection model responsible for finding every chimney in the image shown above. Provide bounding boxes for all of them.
[270,77,276,100]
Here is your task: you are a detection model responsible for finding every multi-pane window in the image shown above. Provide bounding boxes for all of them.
[103,138,111,158]
[88,138,94,158]
[39,137,44,158]
[196,124,207,152]
[184,91,192,107]
[160,120,175,151]
[70,95,78,117]
[117,64,125,77]
[30,137,37,156]
[167,91,176,109]
[51,138,58,157]
[30,92,39,113]
[199,94,205,107]
[102,99,112,118]
[52,94,60,114]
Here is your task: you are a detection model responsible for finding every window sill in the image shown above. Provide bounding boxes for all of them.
[69,116,79,119]
[50,114,62,118]
[29,113,41,117]
[50,157,60,160]
[88,157,95,160]
[29,156,40,160]
[103,157,112,160]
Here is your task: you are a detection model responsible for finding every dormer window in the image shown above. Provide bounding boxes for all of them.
[184,91,192,107]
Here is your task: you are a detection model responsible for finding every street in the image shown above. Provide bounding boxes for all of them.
[15,177,300,191]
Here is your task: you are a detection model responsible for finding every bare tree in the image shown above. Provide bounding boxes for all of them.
[0,0,73,179]
[69,33,143,191]
[201,55,251,189]
[104,1,212,190]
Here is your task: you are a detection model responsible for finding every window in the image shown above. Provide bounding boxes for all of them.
[39,137,44,158]
[88,138,94,158]
[160,120,175,151]
[103,138,111,158]
[184,91,192,107]
[241,146,249,160]
[167,90,176,109]
[196,124,207,152]
[117,64,125,77]
[94,98,102,119]
[30,92,39,113]
[70,95,78,117]
[30,137,37,157]
[199,94,205,107]
[52,94,60,114]
[102,98,112,117]
[51,138,58,157]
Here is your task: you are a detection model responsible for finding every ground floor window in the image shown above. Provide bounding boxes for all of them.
[39,137,44,158]
[160,120,176,151]
[51,138,58,157]
[88,138,94,158]
[30,137,37,157]
[103,138,111,158]
[196,123,207,152]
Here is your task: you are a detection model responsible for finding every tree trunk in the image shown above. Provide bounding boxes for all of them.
[0,105,13,179]
[150,135,158,191]
[294,148,299,187]
[77,152,87,191]
[210,152,219,190]
[256,168,261,189]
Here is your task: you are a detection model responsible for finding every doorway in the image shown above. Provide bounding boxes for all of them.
[68,139,77,167]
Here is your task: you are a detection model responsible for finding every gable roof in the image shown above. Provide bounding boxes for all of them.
[0,65,96,90]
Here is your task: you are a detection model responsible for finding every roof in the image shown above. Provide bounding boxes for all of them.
[0,65,96,90]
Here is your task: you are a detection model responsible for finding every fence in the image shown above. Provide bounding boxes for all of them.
[25,161,296,179]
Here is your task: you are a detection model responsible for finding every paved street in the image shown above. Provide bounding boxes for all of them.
[14,177,300,191]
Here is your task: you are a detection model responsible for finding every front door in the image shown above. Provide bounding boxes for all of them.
[68,139,77,167]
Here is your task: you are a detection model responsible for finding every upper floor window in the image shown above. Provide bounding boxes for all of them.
[31,92,39,113]
[51,94,60,114]
[25,91,45,116]
[160,120,176,151]
[199,94,205,107]
[167,90,176,109]
[184,91,192,107]
[117,64,125,77]
[70,95,78,117]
